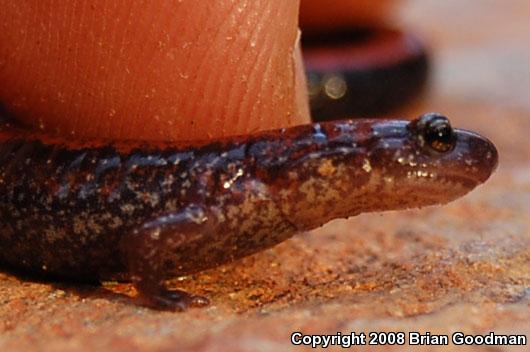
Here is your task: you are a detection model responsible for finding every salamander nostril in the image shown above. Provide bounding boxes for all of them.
[411,113,457,153]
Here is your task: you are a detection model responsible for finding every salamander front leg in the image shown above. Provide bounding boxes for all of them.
[121,205,213,311]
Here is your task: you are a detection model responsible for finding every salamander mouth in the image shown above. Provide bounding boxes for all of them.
[394,176,476,208]
[433,173,482,190]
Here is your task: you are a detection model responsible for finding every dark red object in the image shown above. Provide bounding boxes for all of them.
[303,28,429,121]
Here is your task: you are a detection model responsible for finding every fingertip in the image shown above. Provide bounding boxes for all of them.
[0,0,309,141]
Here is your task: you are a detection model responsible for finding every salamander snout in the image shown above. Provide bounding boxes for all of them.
[451,126,498,184]
[409,113,498,186]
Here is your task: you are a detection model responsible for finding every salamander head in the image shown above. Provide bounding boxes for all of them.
[365,113,498,211]
[273,113,498,229]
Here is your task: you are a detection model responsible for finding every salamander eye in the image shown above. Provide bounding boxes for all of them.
[412,113,457,153]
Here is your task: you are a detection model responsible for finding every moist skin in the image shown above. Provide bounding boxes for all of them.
[0,113,498,310]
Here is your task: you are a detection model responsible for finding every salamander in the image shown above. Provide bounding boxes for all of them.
[0,113,498,310]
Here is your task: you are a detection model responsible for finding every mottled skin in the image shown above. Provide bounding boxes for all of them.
[0,114,498,309]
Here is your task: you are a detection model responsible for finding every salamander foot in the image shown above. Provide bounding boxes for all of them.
[136,286,209,311]
[121,205,214,311]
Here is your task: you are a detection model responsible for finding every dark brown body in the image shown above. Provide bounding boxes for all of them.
[0,123,301,281]
[0,115,498,309]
